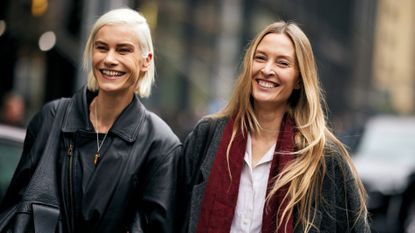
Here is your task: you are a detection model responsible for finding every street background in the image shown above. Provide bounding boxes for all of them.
[0,0,414,232]
[2,0,414,140]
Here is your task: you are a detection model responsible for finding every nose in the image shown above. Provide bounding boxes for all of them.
[104,50,118,66]
[261,61,275,76]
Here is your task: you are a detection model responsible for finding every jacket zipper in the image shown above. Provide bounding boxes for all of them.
[67,143,75,232]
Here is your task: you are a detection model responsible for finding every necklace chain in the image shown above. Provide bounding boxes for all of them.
[94,99,108,166]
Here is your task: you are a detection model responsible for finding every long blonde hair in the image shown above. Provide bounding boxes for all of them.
[215,21,367,232]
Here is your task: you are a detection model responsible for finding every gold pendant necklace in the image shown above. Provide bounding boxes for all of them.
[94,99,108,166]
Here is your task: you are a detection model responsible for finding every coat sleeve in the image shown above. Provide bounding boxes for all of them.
[326,153,371,233]
[129,144,183,233]
[0,100,59,212]
[342,178,371,233]
[177,117,218,233]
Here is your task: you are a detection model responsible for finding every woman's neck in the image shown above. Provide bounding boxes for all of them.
[250,106,286,167]
[253,104,287,138]
[90,91,134,133]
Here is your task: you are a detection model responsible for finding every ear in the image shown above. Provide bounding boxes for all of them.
[141,52,153,71]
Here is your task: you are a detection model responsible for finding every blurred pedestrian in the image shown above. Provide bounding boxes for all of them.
[0,92,25,127]
[180,21,370,233]
[0,8,181,233]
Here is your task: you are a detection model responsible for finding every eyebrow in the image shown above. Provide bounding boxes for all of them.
[254,50,266,55]
[255,49,295,61]
[94,40,136,47]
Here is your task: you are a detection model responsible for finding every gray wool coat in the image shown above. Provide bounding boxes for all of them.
[179,117,371,233]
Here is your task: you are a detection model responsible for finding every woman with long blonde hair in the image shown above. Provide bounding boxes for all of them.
[180,21,369,233]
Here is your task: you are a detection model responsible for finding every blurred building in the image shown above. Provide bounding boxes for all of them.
[372,0,415,114]
[0,0,81,119]
[151,0,382,138]
[1,0,413,139]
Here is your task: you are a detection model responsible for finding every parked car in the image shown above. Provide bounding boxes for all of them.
[0,124,25,201]
[353,115,415,233]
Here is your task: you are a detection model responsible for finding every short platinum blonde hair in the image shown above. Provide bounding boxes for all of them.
[83,8,155,97]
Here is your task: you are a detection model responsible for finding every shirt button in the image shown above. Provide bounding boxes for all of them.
[242,218,250,225]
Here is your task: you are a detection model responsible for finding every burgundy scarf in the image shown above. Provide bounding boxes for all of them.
[196,116,295,233]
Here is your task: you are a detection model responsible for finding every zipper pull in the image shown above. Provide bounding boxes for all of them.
[67,144,73,156]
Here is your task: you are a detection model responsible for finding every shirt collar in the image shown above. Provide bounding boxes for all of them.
[61,87,145,142]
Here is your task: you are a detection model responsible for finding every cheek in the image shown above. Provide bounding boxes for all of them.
[126,58,142,82]
[92,53,103,67]
[251,64,261,78]
[282,71,299,86]
[126,56,141,70]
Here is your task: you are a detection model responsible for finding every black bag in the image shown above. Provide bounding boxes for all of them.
[0,98,70,233]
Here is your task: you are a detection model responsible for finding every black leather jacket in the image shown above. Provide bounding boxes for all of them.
[0,87,182,233]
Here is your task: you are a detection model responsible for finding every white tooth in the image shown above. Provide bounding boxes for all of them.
[258,80,275,88]
[103,70,123,76]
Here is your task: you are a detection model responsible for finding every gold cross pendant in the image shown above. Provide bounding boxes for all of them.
[94,152,101,166]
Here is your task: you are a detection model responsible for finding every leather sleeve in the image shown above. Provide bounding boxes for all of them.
[130,144,183,233]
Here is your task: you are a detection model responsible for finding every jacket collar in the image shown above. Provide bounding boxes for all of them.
[61,86,146,142]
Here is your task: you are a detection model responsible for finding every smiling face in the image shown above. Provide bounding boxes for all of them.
[251,33,300,111]
[92,24,150,95]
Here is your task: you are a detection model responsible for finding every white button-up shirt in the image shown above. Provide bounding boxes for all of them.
[230,134,276,233]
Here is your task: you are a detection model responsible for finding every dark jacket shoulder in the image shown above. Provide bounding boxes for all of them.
[26,99,65,139]
[144,111,181,148]
[323,144,356,183]
[23,98,69,166]
[184,116,227,148]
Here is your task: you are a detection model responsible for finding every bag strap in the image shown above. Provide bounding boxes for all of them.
[23,98,70,233]
[22,98,70,203]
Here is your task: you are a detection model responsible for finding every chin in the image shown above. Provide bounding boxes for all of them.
[252,93,275,102]
[97,84,122,92]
